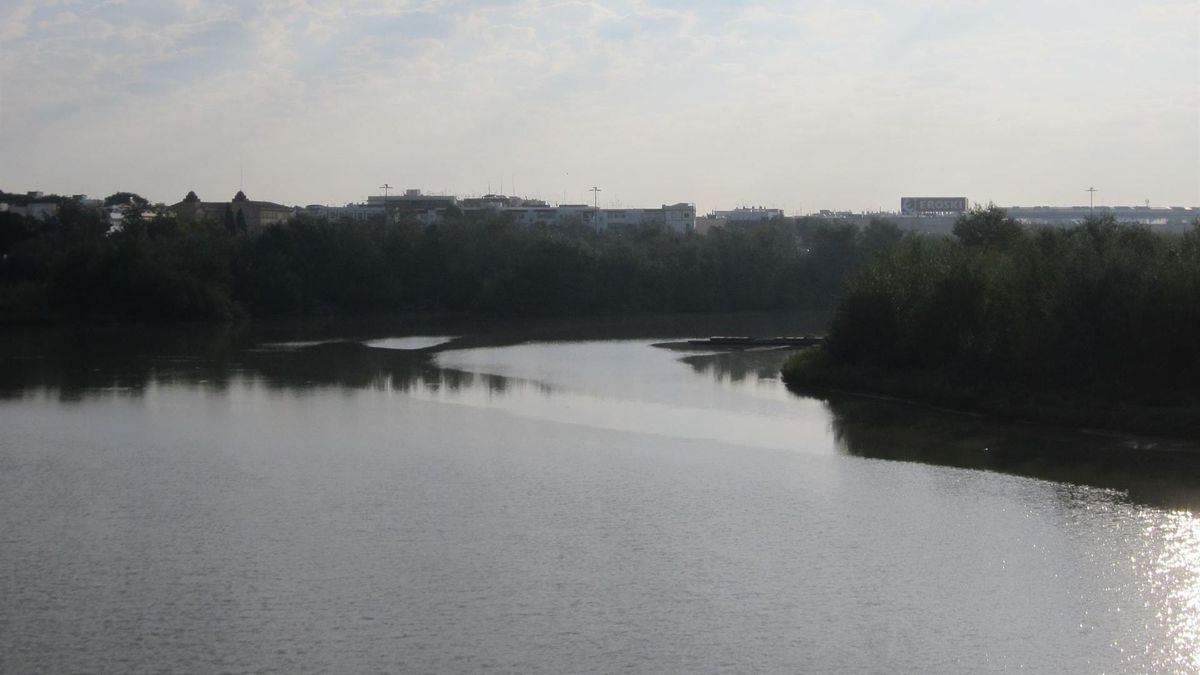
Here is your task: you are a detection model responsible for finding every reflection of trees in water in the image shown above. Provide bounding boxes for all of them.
[0,327,545,401]
[0,324,246,400]
[1,312,822,400]
[681,349,797,383]
[824,395,1200,511]
[237,343,550,396]
[245,342,437,391]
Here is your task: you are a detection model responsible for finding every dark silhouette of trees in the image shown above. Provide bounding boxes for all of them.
[818,211,1200,399]
[952,204,1023,249]
[1,195,911,323]
[103,192,149,208]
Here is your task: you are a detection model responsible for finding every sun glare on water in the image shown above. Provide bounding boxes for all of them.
[1141,509,1200,673]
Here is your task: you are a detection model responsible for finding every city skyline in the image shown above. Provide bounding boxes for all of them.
[2,0,1197,214]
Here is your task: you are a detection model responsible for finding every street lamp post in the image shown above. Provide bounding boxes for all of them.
[588,187,603,231]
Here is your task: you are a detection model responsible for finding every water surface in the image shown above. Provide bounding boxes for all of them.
[1,315,1197,674]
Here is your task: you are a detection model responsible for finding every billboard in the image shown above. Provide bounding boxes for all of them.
[901,197,968,215]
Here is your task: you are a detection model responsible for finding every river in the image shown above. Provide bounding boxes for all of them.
[1,314,1197,674]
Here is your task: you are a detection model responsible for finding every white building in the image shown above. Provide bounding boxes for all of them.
[709,206,784,222]
[0,202,59,221]
[308,189,696,232]
[661,203,696,232]
[501,203,696,232]
[304,203,386,222]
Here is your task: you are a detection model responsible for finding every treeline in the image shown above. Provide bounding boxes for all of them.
[0,197,903,322]
[786,206,1200,420]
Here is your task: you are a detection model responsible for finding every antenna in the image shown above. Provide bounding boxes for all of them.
[1086,186,1097,211]
[590,186,602,209]
[380,183,393,197]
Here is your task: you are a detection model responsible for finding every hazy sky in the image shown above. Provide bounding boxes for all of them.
[2,0,1197,213]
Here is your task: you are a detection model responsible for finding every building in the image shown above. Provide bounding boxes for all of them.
[170,190,295,233]
[498,202,695,232]
[459,194,548,210]
[309,189,472,224]
[803,200,1200,236]
[709,207,785,222]
[0,201,60,221]
[694,206,784,233]
[310,190,696,232]
[592,203,695,232]
[1006,205,1200,229]
[660,203,697,232]
[0,193,159,227]
[303,203,386,222]
[364,189,458,224]
[900,197,969,216]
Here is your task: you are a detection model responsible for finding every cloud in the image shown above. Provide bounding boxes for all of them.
[1,0,1196,209]
[0,1,40,41]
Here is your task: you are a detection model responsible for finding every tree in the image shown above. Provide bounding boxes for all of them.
[0,211,32,258]
[103,192,149,208]
[953,204,1023,249]
[861,218,903,253]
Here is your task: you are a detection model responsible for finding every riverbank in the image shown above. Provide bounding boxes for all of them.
[781,347,1200,443]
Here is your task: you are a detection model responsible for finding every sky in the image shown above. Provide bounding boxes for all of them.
[1,0,1197,214]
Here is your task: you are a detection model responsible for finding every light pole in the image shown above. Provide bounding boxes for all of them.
[588,187,603,231]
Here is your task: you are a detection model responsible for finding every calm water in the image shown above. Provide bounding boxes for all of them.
[2,315,1198,674]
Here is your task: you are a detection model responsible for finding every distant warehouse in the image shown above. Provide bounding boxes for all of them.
[900,197,969,216]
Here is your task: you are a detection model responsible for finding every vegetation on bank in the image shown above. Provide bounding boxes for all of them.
[783,207,1200,439]
[0,192,903,322]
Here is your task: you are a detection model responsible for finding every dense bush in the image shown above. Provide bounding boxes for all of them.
[824,206,1200,398]
[0,202,903,322]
